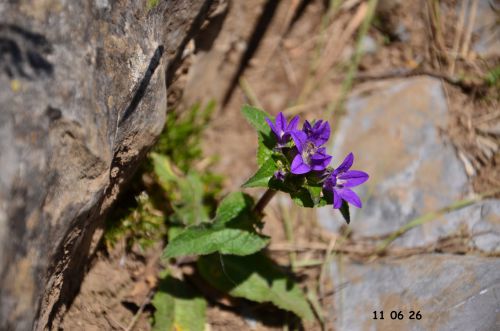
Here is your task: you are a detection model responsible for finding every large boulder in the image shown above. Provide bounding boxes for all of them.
[0,1,216,330]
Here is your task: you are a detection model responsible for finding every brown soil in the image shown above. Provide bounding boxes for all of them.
[62,0,499,330]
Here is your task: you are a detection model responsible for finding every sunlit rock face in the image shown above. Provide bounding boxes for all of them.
[318,77,500,330]
[0,1,214,329]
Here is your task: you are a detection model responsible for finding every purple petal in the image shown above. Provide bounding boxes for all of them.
[291,154,311,174]
[323,176,335,192]
[276,112,286,132]
[310,148,332,170]
[311,155,332,171]
[286,115,300,132]
[313,120,323,130]
[337,188,362,208]
[338,170,369,187]
[274,170,286,181]
[315,147,327,155]
[310,149,326,160]
[303,120,313,133]
[265,118,280,137]
[291,130,307,153]
[334,152,354,174]
[314,121,330,146]
[332,189,342,209]
[323,175,337,192]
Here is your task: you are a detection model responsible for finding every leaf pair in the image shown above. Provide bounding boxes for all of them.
[152,253,315,330]
[198,253,314,322]
[163,192,269,259]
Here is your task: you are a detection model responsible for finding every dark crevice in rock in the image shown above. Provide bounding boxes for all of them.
[119,45,165,125]
[222,0,280,107]
[42,202,104,331]
[0,24,53,79]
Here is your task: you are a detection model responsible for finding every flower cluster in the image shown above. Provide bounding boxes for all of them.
[266,112,369,210]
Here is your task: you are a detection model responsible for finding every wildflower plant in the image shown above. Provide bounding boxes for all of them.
[241,105,368,220]
[155,105,369,328]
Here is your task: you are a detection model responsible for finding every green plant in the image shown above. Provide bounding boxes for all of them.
[107,103,369,329]
[104,101,221,251]
[152,105,371,330]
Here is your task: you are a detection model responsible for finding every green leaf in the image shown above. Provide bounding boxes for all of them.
[163,225,269,258]
[198,253,314,321]
[291,188,314,208]
[173,172,210,226]
[152,275,206,331]
[151,153,177,190]
[243,157,278,188]
[164,194,268,258]
[214,192,255,225]
[151,153,209,226]
[269,174,305,194]
[257,139,274,167]
[241,105,277,167]
[241,105,273,135]
[339,201,350,224]
[305,185,323,205]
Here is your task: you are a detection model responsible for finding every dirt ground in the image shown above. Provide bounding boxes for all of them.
[62,0,499,330]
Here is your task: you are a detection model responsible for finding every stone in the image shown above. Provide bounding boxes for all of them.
[0,1,216,330]
[319,77,500,253]
[329,254,500,331]
[320,78,465,233]
[318,77,500,330]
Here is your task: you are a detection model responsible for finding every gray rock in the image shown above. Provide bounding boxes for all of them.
[320,78,466,234]
[329,254,500,331]
[0,1,216,330]
[319,77,500,253]
[318,77,500,330]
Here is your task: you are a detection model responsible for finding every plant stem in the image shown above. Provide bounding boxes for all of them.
[254,189,277,215]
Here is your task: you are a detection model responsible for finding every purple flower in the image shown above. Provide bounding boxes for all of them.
[266,112,300,147]
[274,169,286,181]
[290,130,332,174]
[323,153,369,209]
[303,120,330,146]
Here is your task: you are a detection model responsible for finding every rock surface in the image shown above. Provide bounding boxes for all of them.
[0,1,215,330]
[318,77,500,330]
[330,254,500,331]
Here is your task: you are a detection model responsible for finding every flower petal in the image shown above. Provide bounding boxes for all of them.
[332,189,342,209]
[276,112,286,132]
[303,120,313,133]
[291,154,311,174]
[338,170,369,187]
[337,188,362,208]
[311,156,332,171]
[266,117,280,137]
[313,120,323,131]
[291,130,307,152]
[322,175,336,192]
[287,115,300,132]
[334,152,354,174]
[314,121,330,146]
[310,149,326,160]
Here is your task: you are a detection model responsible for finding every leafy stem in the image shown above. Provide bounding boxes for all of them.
[253,188,277,215]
